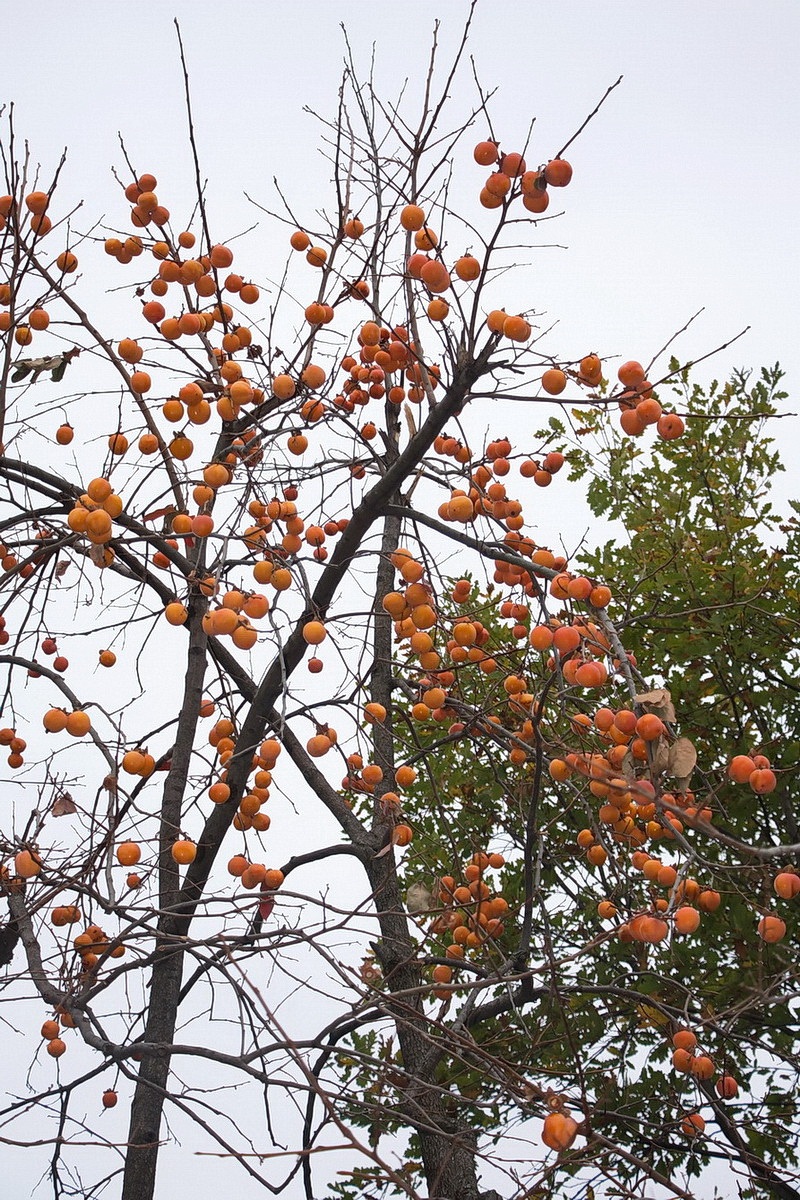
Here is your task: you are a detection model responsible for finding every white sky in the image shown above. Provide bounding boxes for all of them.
[2,3,799,1196]
[5,0,798,517]
[4,0,798,384]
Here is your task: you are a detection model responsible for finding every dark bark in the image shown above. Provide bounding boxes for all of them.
[365,851,490,1200]
[121,946,185,1200]
[0,918,19,966]
[120,603,208,1200]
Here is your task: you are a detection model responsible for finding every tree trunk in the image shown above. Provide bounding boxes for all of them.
[121,608,207,1200]
[120,946,185,1200]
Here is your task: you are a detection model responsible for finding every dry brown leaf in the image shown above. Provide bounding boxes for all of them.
[649,738,671,778]
[406,882,432,913]
[635,688,676,724]
[52,792,76,816]
[667,737,697,781]
[404,404,417,440]
[620,750,637,783]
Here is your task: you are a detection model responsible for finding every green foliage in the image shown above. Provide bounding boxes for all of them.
[333,367,800,1198]
[569,364,800,830]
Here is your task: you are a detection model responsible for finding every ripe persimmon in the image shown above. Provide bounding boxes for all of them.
[681,1113,705,1138]
[122,750,146,774]
[620,408,646,437]
[502,314,530,342]
[542,1111,578,1151]
[43,708,68,733]
[544,159,573,187]
[774,871,800,899]
[116,842,141,866]
[302,620,326,645]
[750,768,777,794]
[15,849,42,878]
[485,171,511,198]
[671,1047,694,1073]
[29,308,50,331]
[130,371,151,394]
[674,906,701,935]
[728,754,756,783]
[617,360,646,388]
[209,244,233,269]
[164,602,189,626]
[455,255,480,281]
[479,187,504,210]
[65,710,91,737]
[541,368,567,395]
[635,713,665,741]
[171,839,197,865]
[420,259,450,293]
[192,514,214,538]
[26,191,49,215]
[473,140,499,166]
[414,227,438,251]
[522,190,550,214]
[716,1074,739,1100]
[400,205,425,232]
[575,661,608,688]
[657,413,685,440]
[301,363,326,389]
[579,353,602,383]
[690,1055,715,1081]
[758,914,786,943]
[307,734,333,757]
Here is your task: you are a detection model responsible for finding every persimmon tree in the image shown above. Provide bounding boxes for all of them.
[0,14,798,1200]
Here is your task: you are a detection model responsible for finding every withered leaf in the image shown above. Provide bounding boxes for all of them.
[649,738,671,778]
[635,688,676,724]
[405,882,432,914]
[619,750,637,783]
[52,792,77,816]
[667,737,697,782]
[404,404,418,440]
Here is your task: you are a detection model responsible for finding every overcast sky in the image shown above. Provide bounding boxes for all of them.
[5,0,798,514]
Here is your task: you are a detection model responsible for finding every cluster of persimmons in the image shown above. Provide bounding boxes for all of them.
[0,125,781,1165]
